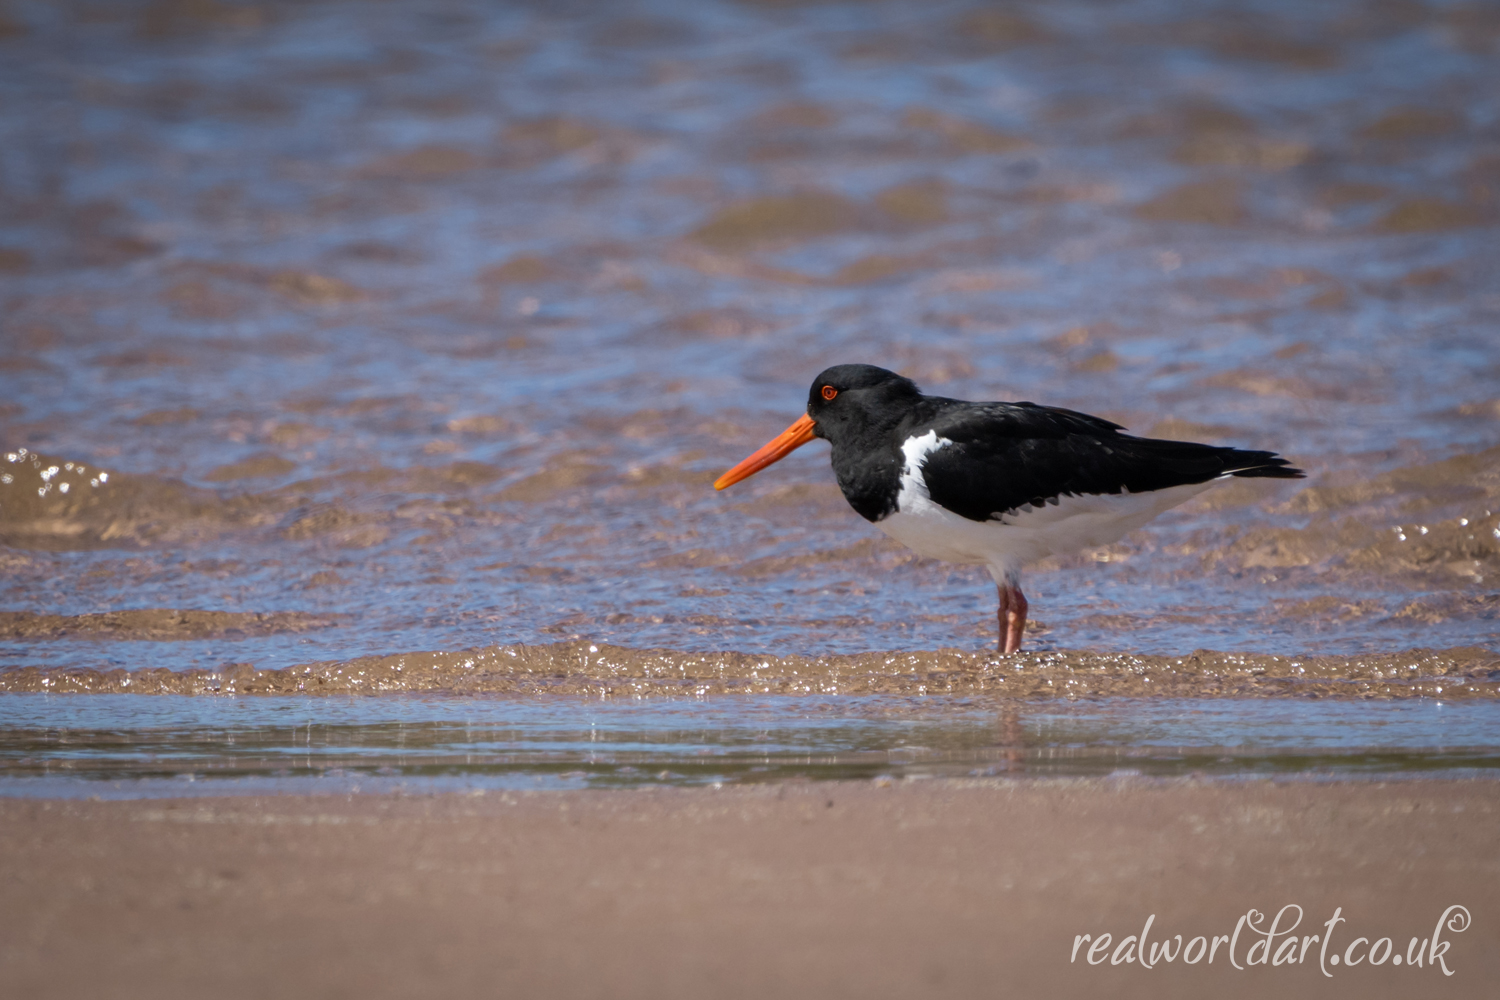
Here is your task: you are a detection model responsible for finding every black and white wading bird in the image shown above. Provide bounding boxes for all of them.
[715,364,1303,653]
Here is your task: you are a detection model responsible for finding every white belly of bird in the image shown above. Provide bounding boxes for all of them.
[873,430,1218,585]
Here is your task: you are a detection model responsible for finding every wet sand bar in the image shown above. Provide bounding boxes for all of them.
[1,780,1494,999]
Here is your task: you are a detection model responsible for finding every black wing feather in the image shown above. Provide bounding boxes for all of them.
[912,401,1302,524]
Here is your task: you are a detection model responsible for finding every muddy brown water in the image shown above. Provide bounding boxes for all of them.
[1,0,1498,790]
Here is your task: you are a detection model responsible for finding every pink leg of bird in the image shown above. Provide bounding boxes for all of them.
[997,584,1029,654]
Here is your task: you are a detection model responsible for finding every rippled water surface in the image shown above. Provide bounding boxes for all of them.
[1,0,1498,786]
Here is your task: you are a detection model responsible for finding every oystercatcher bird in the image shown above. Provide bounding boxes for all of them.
[714,364,1302,653]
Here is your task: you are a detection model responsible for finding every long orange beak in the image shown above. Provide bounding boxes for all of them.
[714,413,817,490]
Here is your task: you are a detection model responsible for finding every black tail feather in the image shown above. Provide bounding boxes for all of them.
[1226,454,1304,479]
[1132,436,1305,482]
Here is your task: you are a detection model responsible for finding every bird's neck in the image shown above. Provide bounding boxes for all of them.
[825,407,921,523]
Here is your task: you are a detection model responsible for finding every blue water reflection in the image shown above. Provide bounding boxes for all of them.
[1,694,1495,797]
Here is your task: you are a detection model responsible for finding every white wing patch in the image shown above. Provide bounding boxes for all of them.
[892,429,951,515]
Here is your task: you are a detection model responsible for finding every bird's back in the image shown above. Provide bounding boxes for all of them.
[904,397,1301,525]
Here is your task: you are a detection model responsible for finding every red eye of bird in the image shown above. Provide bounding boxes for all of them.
[821,386,838,400]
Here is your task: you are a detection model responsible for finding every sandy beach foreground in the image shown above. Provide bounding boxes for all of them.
[1,780,1493,1000]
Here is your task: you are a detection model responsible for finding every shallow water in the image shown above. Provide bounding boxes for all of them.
[1,0,1498,786]
[3,694,1497,798]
